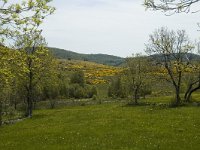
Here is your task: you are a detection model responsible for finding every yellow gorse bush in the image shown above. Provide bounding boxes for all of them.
[60,60,124,85]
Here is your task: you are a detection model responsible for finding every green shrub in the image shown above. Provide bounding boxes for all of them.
[74,86,85,99]
[70,70,85,87]
[140,86,152,99]
[92,95,97,101]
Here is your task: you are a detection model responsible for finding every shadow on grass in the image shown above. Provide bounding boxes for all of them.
[31,114,47,120]
[124,102,152,107]
[123,101,177,110]
[123,101,200,110]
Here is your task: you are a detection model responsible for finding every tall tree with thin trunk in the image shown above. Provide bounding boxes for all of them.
[145,27,194,105]
[126,54,150,104]
[15,27,56,117]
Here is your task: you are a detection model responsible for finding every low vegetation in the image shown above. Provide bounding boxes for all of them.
[1,100,200,150]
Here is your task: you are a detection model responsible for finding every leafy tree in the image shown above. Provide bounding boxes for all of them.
[0,0,55,119]
[140,84,152,99]
[86,85,98,98]
[108,76,128,98]
[0,45,23,125]
[126,54,150,104]
[0,100,2,125]
[145,27,194,105]
[41,59,59,108]
[71,70,85,87]
[0,0,55,45]
[14,28,57,117]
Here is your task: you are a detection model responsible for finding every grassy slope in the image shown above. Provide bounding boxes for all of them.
[0,101,200,150]
[59,59,123,85]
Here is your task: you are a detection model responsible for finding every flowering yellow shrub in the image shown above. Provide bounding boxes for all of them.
[60,60,124,85]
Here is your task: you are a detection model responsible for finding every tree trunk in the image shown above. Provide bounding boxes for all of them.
[185,86,200,102]
[184,84,192,102]
[0,101,2,126]
[185,74,200,103]
[14,99,17,110]
[186,91,192,103]
[26,90,33,118]
[26,57,33,118]
[175,87,181,106]
[134,88,139,104]
[26,85,33,118]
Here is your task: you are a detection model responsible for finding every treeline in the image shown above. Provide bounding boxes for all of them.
[48,47,125,66]
[0,47,98,125]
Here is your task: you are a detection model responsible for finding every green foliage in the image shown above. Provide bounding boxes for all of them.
[0,45,25,124]
[74,85,85,99]
[140,84,152,99]
[70,70,85,87]
[125,55,152,103]
[91,86,98,97]
[0,0,56,117]
[68,84,98,99]
[108,76,128,98]
[0,101,2,126]
[0,0,55,46]
[43,84,59,100]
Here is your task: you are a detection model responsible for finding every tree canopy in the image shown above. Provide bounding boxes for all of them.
[0,0,55,46]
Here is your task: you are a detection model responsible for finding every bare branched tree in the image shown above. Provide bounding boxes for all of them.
[145,27,194,105]
[126,54,150,104]
[144,0,200,15]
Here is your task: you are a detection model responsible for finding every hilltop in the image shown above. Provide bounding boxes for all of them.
[48,47,125,66]
[49,47,200,67]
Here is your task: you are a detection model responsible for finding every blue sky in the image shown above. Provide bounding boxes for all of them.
[41,0,200,57]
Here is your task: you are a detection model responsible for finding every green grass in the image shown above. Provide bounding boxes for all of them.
[0,102,200,150]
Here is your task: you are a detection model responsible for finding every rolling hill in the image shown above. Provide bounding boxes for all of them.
[149,53,200,62]
[48,47,200,66]
[48,47,125,66]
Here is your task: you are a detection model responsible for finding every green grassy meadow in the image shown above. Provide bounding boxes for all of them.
[1,99,200,150]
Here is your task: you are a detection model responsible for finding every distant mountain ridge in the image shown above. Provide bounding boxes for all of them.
[48,47,200,66]
[149,53,200,62]
[48,47,125,66]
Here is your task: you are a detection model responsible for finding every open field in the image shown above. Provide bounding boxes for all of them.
[1,98,200,150]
